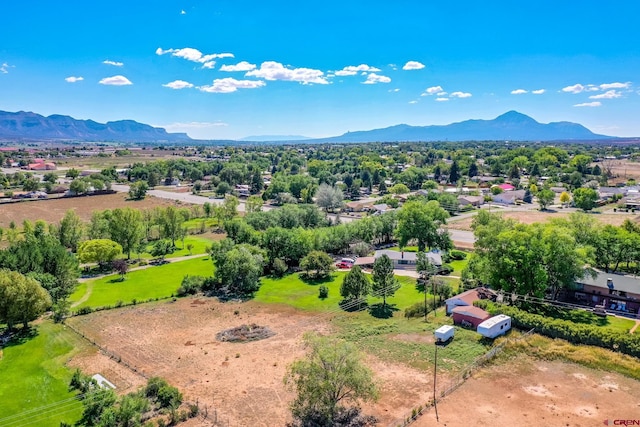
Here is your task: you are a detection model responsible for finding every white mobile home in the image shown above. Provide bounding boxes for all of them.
[434,325,455,343]
[477,314,511,339]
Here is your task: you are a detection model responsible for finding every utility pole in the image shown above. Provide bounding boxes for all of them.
[433,343,439,422]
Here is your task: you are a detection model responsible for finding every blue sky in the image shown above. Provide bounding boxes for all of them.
[1,1,640,140]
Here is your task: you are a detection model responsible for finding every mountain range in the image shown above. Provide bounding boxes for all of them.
[315,111,612,143]
[0,110,190,142]
[0,109,616,143]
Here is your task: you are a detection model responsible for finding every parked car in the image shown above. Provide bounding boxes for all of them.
[335,262,352,269]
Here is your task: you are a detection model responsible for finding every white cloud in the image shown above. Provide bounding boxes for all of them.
[246,61,329,84]
[388,88,400,92]
[437,91,447,96]
[435,97,449,102]
[162,80,194,90]
[511,89,528,95]
[220,61,257,72]
[156,47,234,67]
[585,85,600,92]
[65,76,84,83]
[600,82,630,90]
[99,75,133,86]
[334,64,381,76]
[361,73,391,84]
[180,9,186,15]
[589,90,622,99]
[562,84,585,94]
[424,85,443,95]
[103,60,123,67]
[574,101,601,107]
[0,63,14,74]
[450,91,472,98]
[402,61,425,70]
[198,78,265,93]
[409,100,418,104]
[532,89,545,94]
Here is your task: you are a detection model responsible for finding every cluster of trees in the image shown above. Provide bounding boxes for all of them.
[464,211,589,297]
[463,211,608,299]
[69,373,194,427]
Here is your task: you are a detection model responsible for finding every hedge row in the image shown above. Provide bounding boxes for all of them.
[475,301,640,358]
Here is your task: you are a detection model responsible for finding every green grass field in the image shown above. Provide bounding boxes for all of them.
[70,256,213,309]
[256,272,485,371]
[135,235,215,260]
[0,322,88,427]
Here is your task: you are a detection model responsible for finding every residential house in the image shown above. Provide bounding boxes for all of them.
[493,189,526,205]
[571,271,640,315]
[373,249,443,269]
[445,287,497,315]
[458,195,484,207]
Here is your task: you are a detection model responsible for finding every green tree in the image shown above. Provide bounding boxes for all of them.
[66,168,80,179]
[203,201,213,217]
[396,200,449,251]
[300,250,335,280]
[128,180,149,200]
[69,178,89,195]
[58,209,84,252]
[77,239,123,266]
[340,265,371,304]
[315,183,344,212]
[210,242,266,296]
[108,208,144,259]
[284,333,379,426]
[150,239,173,261]
[372,255,399,308]
[159,206,184,246]
[0,269,51,330]
[246,195,264,213]
[537,188,555,210]
[222,194,240,220]
[448,160,460,183]
[389,183,410,194]
[573,187,598,211]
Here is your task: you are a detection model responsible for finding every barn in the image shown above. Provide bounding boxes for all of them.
[451,305,490,329]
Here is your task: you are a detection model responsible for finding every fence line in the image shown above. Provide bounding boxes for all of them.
[389,328,535,427]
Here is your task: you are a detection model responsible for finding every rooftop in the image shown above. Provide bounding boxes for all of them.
[451,305,490,319]
[577,270,640,296]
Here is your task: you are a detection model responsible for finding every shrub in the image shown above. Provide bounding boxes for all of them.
[479,302,640,358]
[177,275,206,296]
[76,307,94,316]
[449,250,467,260]
[404,301,438,318]
[271,258,288,278]
[319,285,329,299]
[438,263,454,275]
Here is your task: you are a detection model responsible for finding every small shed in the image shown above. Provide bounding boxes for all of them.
[451,305,490,329]
[477,315,512,339]
[434,325,455,343]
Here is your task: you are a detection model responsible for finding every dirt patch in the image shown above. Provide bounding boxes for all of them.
[0,193,181,227]
[66,298,436,427]
[391,333,435,345]
[411,358,640,427]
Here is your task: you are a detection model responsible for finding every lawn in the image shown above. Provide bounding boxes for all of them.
[70,256,213,309]
[136,235,215,260]
[0,322,89,427]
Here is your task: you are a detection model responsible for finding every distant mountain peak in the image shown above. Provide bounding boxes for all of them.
[0,110,190,142]
[495,110,538,124]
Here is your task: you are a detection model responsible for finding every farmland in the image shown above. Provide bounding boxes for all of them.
[0,193,181,227]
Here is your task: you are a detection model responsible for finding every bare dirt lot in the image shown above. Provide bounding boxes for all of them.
[414,358,640,427]
[605,159,640,184]
[448,210,636,231]
[66,298,435,427]
[0,193,181,227]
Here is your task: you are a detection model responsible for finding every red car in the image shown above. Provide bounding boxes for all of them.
[335,262,352,269]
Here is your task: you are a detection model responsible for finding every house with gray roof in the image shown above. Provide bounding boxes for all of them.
[573,270,640,315]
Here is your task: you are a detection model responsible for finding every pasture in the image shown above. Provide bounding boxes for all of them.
[0,322,89,427]
[70,256,213,309]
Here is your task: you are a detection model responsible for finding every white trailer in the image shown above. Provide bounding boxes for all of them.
[477,314,511,339]
[434,325,455,343]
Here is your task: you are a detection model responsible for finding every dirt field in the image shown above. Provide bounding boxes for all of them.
[447,210,637,231]
[0,193,182,227]
[414,358,640,427]
[605,159,640,184]
[66,298,435,427]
